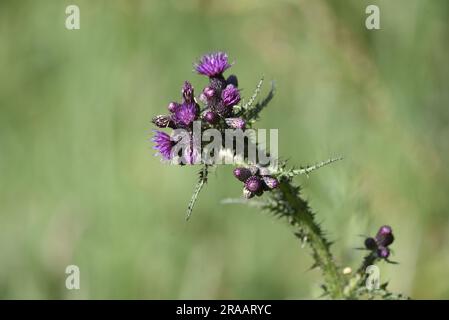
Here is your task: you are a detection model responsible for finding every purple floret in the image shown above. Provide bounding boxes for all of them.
[152,130,173,160]
[173,102,199,127]
[195,52,232,77]
[221,84,240,107]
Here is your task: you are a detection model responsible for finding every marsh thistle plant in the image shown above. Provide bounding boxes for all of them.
[150,52,408,300]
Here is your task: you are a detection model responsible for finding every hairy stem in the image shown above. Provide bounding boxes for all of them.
[275,180,346,299]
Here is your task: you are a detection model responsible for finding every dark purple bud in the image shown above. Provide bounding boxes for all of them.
[262,176,279,189]
[203,86,215,98]
[168,102,179,113]
[182,81,194,103]
[225,118,246,129]
[364,237,377,250]
[233,167,252,182]
[152,115,174,128]
[221,84,241,107]
[245,176,262,193]
[243,187,254,199]
[226,74,238,87]
[203,110,219,125]
[375,225,394,247]
[377,246,390,259]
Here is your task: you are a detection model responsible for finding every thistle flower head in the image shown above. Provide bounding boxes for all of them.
[173,102,199,127]
[233,167,252,182]
[195,52,232,78]
[152,130,173,160]
[221,84,241,107]
[245,176,263,193]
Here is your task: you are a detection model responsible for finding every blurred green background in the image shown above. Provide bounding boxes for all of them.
[1,0,448,299]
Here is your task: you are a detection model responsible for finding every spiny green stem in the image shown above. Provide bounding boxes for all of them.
[277,181,346,298]
[186,165,208,221]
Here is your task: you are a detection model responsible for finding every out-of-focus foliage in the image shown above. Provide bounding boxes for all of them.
[0,0,448,299]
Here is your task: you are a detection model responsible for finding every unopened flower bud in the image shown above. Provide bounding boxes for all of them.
[203,110,219,125]
[233,167,252,182]
[364,237,377,250]
[168,102,179,113]
[375,225,394,247]
[377,246,390,259]
[203,86,215,98]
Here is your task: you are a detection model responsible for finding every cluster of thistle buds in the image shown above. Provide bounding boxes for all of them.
[364,225,395,259]
[151,52,249,164]
[233,166,280,199]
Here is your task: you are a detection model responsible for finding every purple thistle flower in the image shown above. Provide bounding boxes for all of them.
[195,52,232,78]
[375,225,394,247]
[233,167,252,182]
[152,130,173,160]
[245,176,263,193]
[182,81,194,103]
[173,102,199,127]
[221,84,241,107]
[225,118,246,129]
[262,176,279,189]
